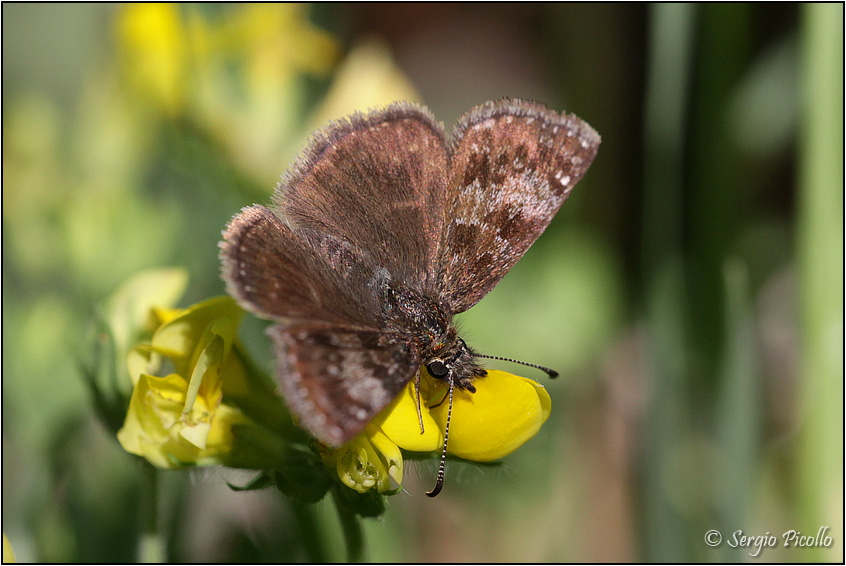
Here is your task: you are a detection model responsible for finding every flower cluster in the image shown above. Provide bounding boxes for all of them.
[112,274,552,500]
[115,3,340,183]
[117,296,286,470]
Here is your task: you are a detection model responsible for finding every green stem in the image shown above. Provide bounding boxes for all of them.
[331,487,365,563]
[797,4,843,562]
[640,4,696,561]
[138,463,166,563]
[714,259,758,562]
[290,499,329,563]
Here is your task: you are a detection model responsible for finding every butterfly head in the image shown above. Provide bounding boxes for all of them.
[424,332,486,392]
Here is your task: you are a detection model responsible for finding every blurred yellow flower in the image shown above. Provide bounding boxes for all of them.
[115,2,340,177]
[117,296,263,468]
[225,4,338,79]
[303,38,422,135]
[117,3,186,116]
[323,369,551,492]
[3,533,15,563]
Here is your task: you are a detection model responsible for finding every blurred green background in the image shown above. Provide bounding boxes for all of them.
[2,3,842,562]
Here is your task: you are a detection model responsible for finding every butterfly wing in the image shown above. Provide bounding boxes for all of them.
[272,103,450,294]
[436,99,601,314]
[269,324,420,446]
[221,205,386,328]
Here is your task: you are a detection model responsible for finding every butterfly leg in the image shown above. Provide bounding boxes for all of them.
[414,367,425,434]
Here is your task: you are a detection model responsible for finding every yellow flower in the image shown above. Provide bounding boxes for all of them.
[117,296,265,468]
[320,425,404,494]
[325,369,551,492]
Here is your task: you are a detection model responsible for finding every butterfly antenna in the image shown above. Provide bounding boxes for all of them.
[476,354,559,379]
[426,378,454,497]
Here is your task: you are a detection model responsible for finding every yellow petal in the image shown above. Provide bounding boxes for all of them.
[366,426,403,490]
[218,344,252,398]
[150,306,184,327]
[127,343,157,385]
[117,373,189,468]
[372,380,443,452]
[429,370,551,462]
[202,404,247,453]
[179,419,212,450]
[183,329,226,416]
[151,296,242,360]
[105,267,188,352]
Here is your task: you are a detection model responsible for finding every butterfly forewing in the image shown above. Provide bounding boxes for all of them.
[273,104,449,294]
[436,100,600,314]
[269,324,420,446]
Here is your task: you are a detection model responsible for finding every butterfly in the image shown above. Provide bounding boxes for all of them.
[220,99,599,495]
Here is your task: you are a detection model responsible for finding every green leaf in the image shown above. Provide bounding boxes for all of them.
[273,456,331,504]
[226,473,275,492]
[333,483,386,518]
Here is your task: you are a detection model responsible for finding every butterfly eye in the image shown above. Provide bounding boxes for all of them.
[426,360,449,378]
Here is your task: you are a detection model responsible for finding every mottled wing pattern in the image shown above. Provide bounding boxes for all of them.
[436,99,601,313]
[269,324,420,446]
[220,205,386,328]
[273,103,450,294]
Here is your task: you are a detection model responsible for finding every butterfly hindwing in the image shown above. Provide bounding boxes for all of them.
[436,99,601,314]
[220,205,384,328]
[269,323,420,446]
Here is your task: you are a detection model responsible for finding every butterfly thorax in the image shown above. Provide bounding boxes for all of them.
[380,280,486,391]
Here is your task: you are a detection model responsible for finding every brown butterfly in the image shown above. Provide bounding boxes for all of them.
[220,99,599,495]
